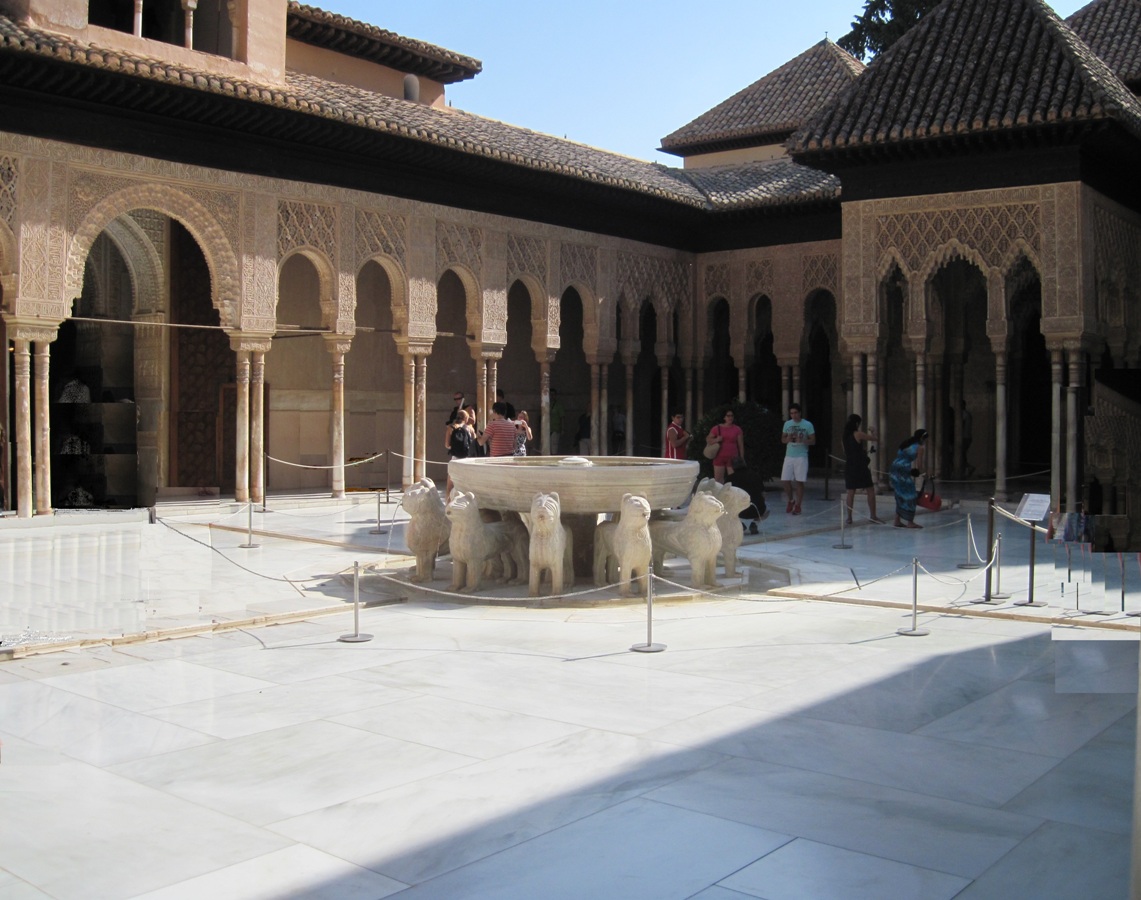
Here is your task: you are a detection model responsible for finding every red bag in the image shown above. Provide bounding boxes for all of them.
[917,476,942,512]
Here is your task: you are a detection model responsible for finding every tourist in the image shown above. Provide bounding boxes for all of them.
[781,403,814,514]
[446,390,465,426]
[444,408,475,497]
[890,429,928,529]
[664,411,691,460]
[477,402,516,457]
[548,389,565,454]
[496,388,515,421]
[513,410,532,456]
[706,408,745,485]
[843,413,882,524]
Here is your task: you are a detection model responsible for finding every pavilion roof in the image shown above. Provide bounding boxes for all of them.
[1066,0,1141,91]
[286,3,482,85]
[789,0,1141,160]
[660,40,864,156]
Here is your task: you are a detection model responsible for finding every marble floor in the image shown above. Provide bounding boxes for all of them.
[0,488,1137,898]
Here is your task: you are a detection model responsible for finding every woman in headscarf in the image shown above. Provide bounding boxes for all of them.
[890,428,928,529]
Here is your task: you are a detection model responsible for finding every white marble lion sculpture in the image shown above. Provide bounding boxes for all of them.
[593,493,652,595]
[696,477,751,577]
[528,491,574,597]
[402,477,450,582]
[445,491,527,593]
[649,490,725,588]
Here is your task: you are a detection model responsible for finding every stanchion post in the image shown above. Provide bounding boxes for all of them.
[958,512,981,569]
[1015,520,1046,607]
[339,560,373,643]
[833,499,852,550]
[239,500,259,549]
[971,499,999,604]
[630,562,665,653]
[385,451,391,505]
[898,557,929,636]
[370,487,387,535]
[991,532,1011,599]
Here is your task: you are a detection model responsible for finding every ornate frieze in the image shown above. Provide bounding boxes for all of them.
[617,251,688,313]
[356,208,406,268]
[745,258,774,299]
[437,220,483,275]
[0,155,16,229]
[506,233,547,285]
[559,242,596,294]
[802,253,838,296]
[278,198,337,262]
[705,263,729,300]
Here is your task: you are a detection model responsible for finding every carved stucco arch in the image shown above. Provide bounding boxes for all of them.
[506,274,556,357]
[278,246,338,333]
[102,216,165,317]
[68,184,238,327]
[560,280,601,361]
[357,253,408,335]
[876,249,913,285]
[915,240,991,344]
[437,263,481,345]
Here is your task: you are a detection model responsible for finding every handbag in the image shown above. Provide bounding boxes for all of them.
[917,475,942,512]
[703,427,721,460]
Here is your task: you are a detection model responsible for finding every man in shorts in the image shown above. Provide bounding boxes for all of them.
[781,403,814,515]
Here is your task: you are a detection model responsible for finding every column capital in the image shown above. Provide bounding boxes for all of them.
[228,332,273,354]
[322,335,353,357]
[1,314,60,344]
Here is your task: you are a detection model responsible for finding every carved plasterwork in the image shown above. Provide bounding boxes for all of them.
[745,258,774,299]
[68,182,240,326]
[0,155,16,229]
[560,242,596,294]
[241,192,277,333]
[356,208,406,270]
[278,199,337,262]
[617,251,688,315]
[506,233,547,285]
[1093,204,1141,337]
[802,252,838,297]
[705,263,729,300]
[437,220,483,277]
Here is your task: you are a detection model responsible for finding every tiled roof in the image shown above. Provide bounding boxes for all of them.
[287,3,481,85]
[790,0,1141,157]
[0,14,834,214]
[1066,0,1141,90]
[661,40,864,156]
[680,159,840,210]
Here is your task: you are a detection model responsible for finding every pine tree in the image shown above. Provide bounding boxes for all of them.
[837,0,942,60]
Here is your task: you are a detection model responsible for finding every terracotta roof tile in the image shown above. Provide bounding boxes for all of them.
[287,3,481,84]
[0,15,834,213]
[661,40,864,155]
[790,0,1141,157]
[1066,0,1141,90]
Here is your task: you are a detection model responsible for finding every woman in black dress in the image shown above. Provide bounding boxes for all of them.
[843,414,882,524]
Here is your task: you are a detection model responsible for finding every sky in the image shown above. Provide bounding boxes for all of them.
[317,1,1090,162]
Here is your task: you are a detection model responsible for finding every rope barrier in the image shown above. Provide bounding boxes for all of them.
[266,449,386,470]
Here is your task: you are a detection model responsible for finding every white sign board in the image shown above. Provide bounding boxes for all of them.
[1015,493,1051,522]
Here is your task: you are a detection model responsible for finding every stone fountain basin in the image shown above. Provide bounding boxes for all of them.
[449,456,699,514]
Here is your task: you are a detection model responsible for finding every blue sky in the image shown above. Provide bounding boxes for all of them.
[318,1,1089,161]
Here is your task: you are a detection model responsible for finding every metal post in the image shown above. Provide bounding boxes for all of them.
[957,513,981,568]
[898,557,929,636]
[971,499,999,604]
[630,561,665,652]
[239,500,259,549]
[339,561,373,642]
[833,499,851,549]
[370,488,387,535]
[1015,520,1046,607]
[991,533,1011,599]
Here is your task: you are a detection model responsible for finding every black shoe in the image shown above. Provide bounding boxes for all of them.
[749,521,759,534]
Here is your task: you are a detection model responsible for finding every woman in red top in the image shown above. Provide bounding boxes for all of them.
[705,409,745,484]
[477,402,517,457]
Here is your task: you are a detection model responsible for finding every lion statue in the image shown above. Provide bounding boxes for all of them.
[593,493,652,595]
[402,477,450,582]
[528,491,574,597]
[649,491,725,588]
[445,491,527,592]
[696,477,752,577]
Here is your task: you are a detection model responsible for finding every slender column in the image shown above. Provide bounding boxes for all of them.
[487,359,497,430]
[867,354,879,456]
[877,376,888,485]
[590,363,600,454]
[949,364,963,479]
[933,362,944,479]
[600,364,609,455]
[478,358,488,431]
[625,363,635,456]
[781,366,790,418]
[852,354,865,421]
[791,364,801,406]
[685,366,694,429]
[234,349,251,503]
[402,353,415,488]
[1050,349,1063,511]
[661,366,670,452]
[696,367,706,420]
[540,362,551,454]
[251,351,265,503]
[181,0,196,48]
[133,0,143,36]
[415,355,427,482]
[328,342,348,498]
[994,353,1007,499]
[914,351,927,429]
[34,341,52,515]
[737,366,746,404]
[1066,349,1081,512]
[13,339,31,517]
